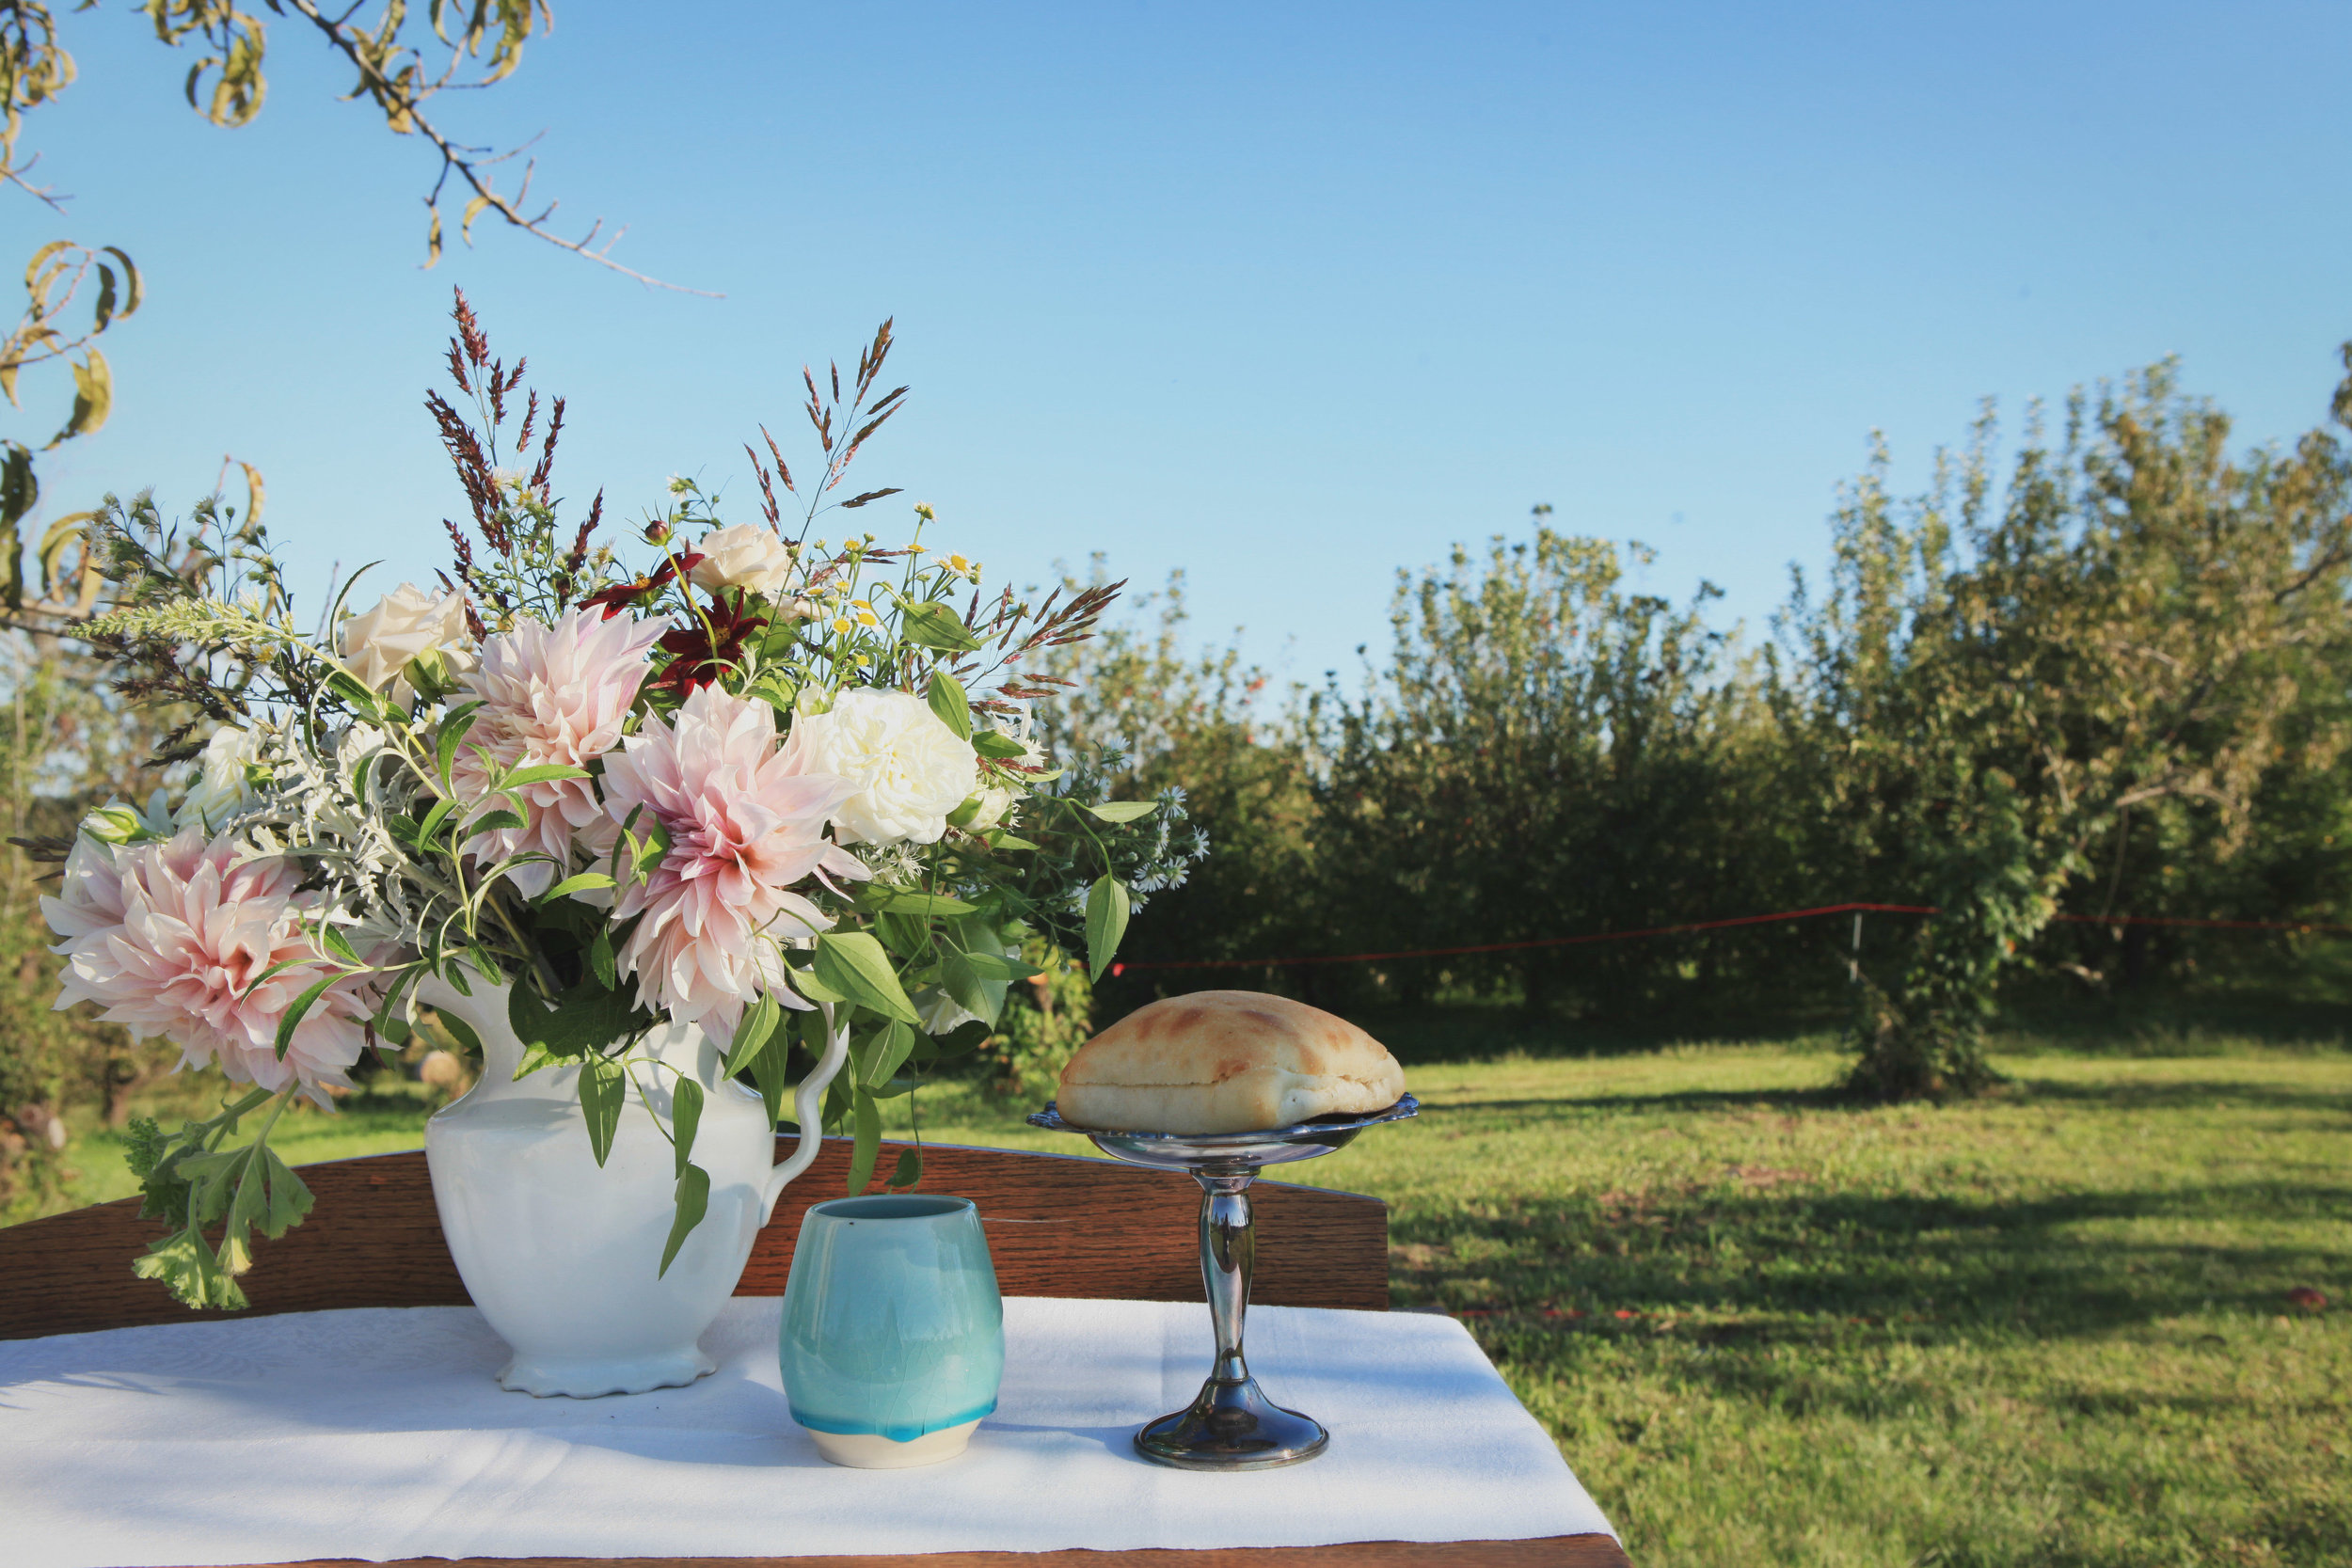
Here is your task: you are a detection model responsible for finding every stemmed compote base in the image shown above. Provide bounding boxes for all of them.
[1028,1095,1421,1470]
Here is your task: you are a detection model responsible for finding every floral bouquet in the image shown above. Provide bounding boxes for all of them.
[36,298,1202,1309]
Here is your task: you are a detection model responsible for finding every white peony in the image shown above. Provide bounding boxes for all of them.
[792,689,978,847]
[175,725,263,830]
[340,583,474,705]
[690,523,798,596]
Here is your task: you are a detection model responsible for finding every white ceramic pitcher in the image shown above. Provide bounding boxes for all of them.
[419,974,847,1398]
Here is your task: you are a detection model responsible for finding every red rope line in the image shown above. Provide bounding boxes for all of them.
[1106,901,2352,976]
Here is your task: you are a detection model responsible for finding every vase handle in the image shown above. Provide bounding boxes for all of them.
[761,1001,851,1223]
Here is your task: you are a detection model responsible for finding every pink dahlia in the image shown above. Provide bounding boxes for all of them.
[598,684,868,1039]
[451,608,663,896]
[44,829,373,1101]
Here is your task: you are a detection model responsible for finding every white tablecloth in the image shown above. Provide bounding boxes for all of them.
[0,1296,1613,1564]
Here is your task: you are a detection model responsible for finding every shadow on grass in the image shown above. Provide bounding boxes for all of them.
[1392,1180,2350,1347]
[2011,1074,2352,1116]
[1431,1086,1843,1119]
[1430,1075,2350,1122]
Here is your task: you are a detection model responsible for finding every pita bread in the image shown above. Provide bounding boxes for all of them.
[1057,990,1406,1133]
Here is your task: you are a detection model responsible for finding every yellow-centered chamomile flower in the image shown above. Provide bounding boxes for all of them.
[832,616,853,635]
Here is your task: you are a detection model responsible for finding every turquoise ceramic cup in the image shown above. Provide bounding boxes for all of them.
[779,1194,1004,1468]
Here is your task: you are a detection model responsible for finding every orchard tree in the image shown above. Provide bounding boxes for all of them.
[0,0,693,1211]
[1786,357,2352,1098]
[1312,521,1801,1017]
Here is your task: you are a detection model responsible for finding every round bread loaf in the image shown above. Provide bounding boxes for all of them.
[1057,990,1406,1133]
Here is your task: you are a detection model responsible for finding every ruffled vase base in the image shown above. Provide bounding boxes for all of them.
[499,1346,718,1399]
[807,1418,982,1469]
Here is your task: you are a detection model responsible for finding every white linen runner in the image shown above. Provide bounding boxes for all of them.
[0,1295,1614,1565]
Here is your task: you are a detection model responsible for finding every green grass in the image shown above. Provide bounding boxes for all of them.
[40,1041,2352,1566]
[49,1081,449,1211]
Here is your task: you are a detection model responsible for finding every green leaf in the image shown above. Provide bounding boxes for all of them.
[749,1029,793,1127]
[874,911,930,958]
[658,1163,711,1278]
[133,1229,247,1312]
[847,1086,882,1193]
[847,1021,883,1085]
[240,955,319,997]
[507,975,547,1045]
[501,762,593,790]
[325,669,389,721]
[179,1146,249,1230]
[1087,800,1158,823]
[102,246,142,320]
[626,818,673,884]
[317,924,365,968]
[822,1058,854,1129]
[588,927,617,990]
[927,670,974,739]
[508,972,657,1058]
[930,1019,992,1058]
[469,808,529,835]
[813,931,919,1024]
[724,990,781,1077]
[886,1147,923,1190]
[987,832,1042,851]
[899,600,981,653]
[866,1020,916,1087]
[938,945,1001,1027]
[876,890,978,916]
[974,729,1029,760]
[786,957,850,1006]
[962,948,1043,984]
[430,1007,483,1058]
[435,704,484,791]
[671,1076,703,1180]
[274,974,340,1060]
[43,346,113,448]
[579,1054,626,1167]
[536,872,617,905]
[414,795,462,848]
[256,1145,314,1237]
[1085,876,1132,983]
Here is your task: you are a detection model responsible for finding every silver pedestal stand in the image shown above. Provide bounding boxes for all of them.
[1028,1095,1420,1470]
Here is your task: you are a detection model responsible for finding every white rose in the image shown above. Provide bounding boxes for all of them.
[82,787,173,846]
[961,786,1014,833]
[795,689,978,847]
[175,726,262,830]
[340,583,474,705]
[690,523,797,596]
[961,733,1046,832]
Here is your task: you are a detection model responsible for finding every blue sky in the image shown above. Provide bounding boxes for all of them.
[16,2,2352,685]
